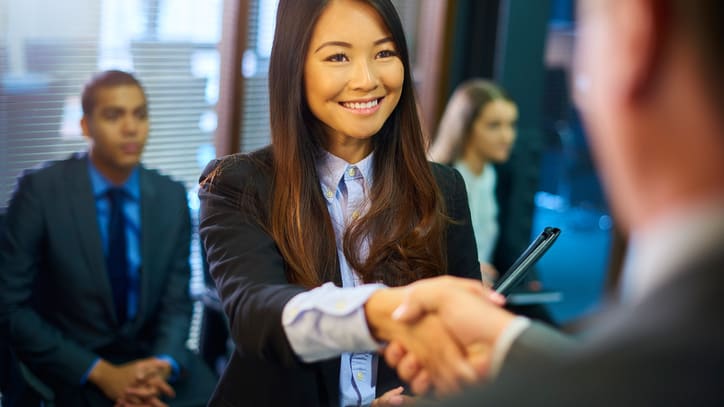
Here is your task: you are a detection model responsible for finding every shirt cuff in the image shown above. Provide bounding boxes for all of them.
[80,357,101,384]
[489,316,531,378]
[282,282,387,362]
[155,354,180,382]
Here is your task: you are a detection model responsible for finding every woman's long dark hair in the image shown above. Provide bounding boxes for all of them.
[268,0,447,287]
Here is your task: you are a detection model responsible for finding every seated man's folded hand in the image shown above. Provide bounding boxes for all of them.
[114,357,176,407]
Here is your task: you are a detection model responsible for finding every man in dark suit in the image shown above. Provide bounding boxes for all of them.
[379,0,724,405]
[0,70,215,406]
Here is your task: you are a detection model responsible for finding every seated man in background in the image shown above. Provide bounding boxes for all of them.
[0,70,215,406]
[379,0,724,405]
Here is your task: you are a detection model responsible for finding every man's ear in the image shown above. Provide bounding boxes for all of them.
[617,0,670,101]
[80,116,91,139]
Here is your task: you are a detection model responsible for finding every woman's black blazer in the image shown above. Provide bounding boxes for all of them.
[198,147,480,406]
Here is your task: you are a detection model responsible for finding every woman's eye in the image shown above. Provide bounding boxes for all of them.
[326,53,348,62]
[377,49,398,58]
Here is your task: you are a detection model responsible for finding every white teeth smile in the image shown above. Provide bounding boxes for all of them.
[342,99,379,110]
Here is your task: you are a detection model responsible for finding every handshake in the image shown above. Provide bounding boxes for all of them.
[365,276,516,397]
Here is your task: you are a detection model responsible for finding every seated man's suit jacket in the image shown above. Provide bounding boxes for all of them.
[198,147,481,406]
[0,152,215,405]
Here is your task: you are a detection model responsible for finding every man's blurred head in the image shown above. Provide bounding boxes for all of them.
[80,70,149,181]
[572,0,724,230]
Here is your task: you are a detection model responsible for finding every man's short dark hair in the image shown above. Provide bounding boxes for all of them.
[672,0,724,109]
[81,70,145,116]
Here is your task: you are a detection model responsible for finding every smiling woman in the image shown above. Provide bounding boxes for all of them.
[198,0,481,405]
[303,0,404,158]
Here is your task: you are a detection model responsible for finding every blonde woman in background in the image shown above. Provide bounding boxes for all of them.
[429,79,518,286]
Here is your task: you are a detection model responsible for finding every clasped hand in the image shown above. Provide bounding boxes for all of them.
[367,276,513,397]
[89,357,175,407]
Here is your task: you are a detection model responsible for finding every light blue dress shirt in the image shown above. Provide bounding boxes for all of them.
[282,151,385,407]
[88,161,142,320]
[454,162,499,263]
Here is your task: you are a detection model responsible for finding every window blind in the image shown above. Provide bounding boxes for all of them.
[0,1,225,324]
[1,0,222,206]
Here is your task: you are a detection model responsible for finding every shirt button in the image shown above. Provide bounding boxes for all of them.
[326,189,334,198]
[351,210,360,220]
[348,167,356,176]
[356,372,365,381]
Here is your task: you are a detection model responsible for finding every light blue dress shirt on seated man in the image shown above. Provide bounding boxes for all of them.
[282,151,385,407]
[81,160,179,383]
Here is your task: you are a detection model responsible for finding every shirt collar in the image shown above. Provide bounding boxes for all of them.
[316,149,374,203]
[454,161,494,185]
[620,202,724,303]
[87,158,141,201]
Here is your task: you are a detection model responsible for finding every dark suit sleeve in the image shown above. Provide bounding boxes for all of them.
[434,163,481,280]
[150,181,194,369]
[413,324,577,407]
[0,172,98,384]
[498,322,576,377]
[198,156,306,366]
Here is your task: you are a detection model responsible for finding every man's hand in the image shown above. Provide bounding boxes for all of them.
[88,359,137,401]
[384,340,493,395]
[114,374,174,407]
[116,357,175,407]
[365,276,496,396]
[378,276,513,394]
[88,357,175,406]
[391,276,510,345]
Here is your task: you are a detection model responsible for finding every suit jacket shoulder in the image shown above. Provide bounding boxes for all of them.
[16,152,182,198]
[12,152,87,192]
[139,165,186,193]
[199,147,275,233]
[430,162,481,280]
[200,146,272,178]
[137,163,189,223]
[430,161,463,214]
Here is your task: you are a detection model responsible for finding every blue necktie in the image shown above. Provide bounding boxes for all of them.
[106,188,128,324]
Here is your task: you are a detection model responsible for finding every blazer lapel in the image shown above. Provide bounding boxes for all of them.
[135,168,158,325]
[67,154,118,323]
